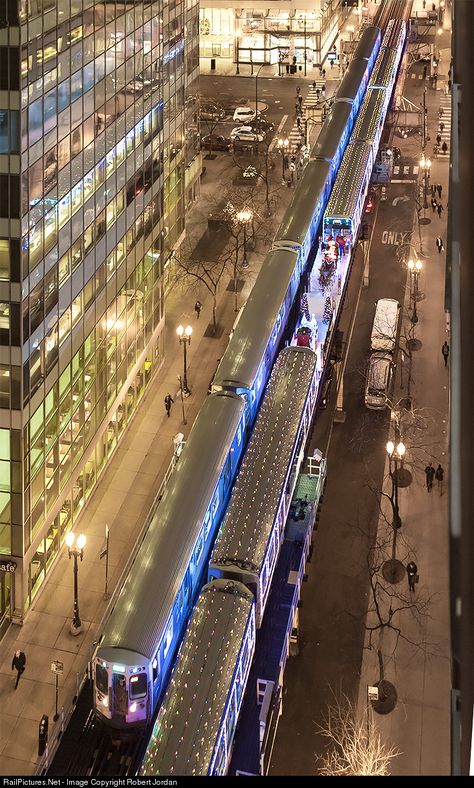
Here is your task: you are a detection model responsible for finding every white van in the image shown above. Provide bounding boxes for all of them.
[370,298,401,354]
[365,352,393,410]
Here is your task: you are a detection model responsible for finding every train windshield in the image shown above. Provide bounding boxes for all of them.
[96,663,108,694]
[129,673,147,699]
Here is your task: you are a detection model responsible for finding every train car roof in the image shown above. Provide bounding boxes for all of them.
[140,581,254,776]
[324,141,372,221]
[352,25,381,61]
[99,391,244,661]
[273,160,331,246]
[335,58,370,104]
[350,88,387,143]
[211,347,317,574]
[311,103,353,161]
[369,47,398,89]
[382,18,405,50]
[212,247,299,392]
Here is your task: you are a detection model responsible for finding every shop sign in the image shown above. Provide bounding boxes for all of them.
[0,559,17,573]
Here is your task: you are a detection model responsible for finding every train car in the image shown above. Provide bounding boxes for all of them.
[322,141,373,245]
[272,160,331,261]
[369,19,406,90]
[349,89,388,167]
[351,24,382,70]
[211,248,300,423]
[209,347,319,626]
[93,391,246,730]
[140,580,255,776]
[310,103,354,180]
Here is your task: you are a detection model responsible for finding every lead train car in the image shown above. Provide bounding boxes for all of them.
[140,580,255,776]
[209,347,318,626]
[93,392,246,729]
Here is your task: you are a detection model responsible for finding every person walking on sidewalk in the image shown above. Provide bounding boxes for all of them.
[425,462,435,492]
[442,140,448,155]
[437,202,444,218]
[436,236,444,253]
[435,464,445,495]
[194,300,202,319]
[439,121,445,134]
[164,393,174,417]
[431,183,437,198]
[431,196,438,214]
[11,650,26,689]
[436,133,442,147]
[407,561,418,593]
[437,183,443,199]
[442,340,450,367]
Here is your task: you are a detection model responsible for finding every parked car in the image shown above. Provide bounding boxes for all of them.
[233,106,257,123]
[200,107,226,122]
[230,125,264,143]
[364,186,377,214]
[201,134,232,152]
[248,118,275,135]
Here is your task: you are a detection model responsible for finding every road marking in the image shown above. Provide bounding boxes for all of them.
[392,195,410,206]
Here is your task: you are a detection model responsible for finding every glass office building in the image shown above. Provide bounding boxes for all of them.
[0,0,200,634]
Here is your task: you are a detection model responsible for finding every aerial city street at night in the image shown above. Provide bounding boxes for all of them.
[0,0,472,778]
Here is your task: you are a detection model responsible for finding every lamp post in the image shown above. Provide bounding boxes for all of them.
[255,62,266,130]
[177,324,192,395]
[236,208,253,269]
[65,532,86,636]
[236,34,240,75]
[407,258,422,324]
[419,155,431,209]
[277,137,289,182]
[386,440,406,530]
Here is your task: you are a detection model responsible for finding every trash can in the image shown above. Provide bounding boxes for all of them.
[211,58,216,71]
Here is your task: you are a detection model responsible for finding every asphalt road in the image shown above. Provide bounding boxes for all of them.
[269,182,416,775]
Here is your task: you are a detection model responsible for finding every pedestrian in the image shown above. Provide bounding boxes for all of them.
[296,116,301,129]
[436,133,442,146]
[425,461,435,492]
[448,78,452,92]
[296,86,301,96]
[437,202,444,218]
[433,73,438,88]
[322,68,326,79]
[422,0,426,7]
[431,196,437,213]
[423,64,427,79]
[435,463,445,495]
[312,80,316,90]
[436,235,444,253]
[164,393,173,417]
[11,650,26,689]
[439,121,445,133]
[442,140,448,154]
[194,300,202,319]
[407,561,418,593]
[298,94,303,107]
[321,85,326,98]
[431,183,437,198]
[437,183,443,199]
[316,88,321,100]
[442,340,450,367]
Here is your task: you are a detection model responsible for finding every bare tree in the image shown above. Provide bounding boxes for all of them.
[232,136,280,216]
[317,691,400,776]
[199,97,226,157]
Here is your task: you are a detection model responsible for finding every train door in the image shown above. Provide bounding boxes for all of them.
[112,672,128,721]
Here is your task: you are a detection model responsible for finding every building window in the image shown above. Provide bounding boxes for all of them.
[0,240,9,280]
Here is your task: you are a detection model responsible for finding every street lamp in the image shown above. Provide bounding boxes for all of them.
[65,531,86,636]
[236,208,253,269]
[277,137,289,182]
[177,324,192,395]
[407,258,423,323]
[386,440,406,530]
[419,155,431,209]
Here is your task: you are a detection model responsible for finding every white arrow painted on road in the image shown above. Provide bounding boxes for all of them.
[392,195,410,206]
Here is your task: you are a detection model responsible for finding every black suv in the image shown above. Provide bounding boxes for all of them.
[248,118,275,136]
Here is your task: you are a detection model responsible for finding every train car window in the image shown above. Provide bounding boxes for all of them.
[96,663,108,694]
[129,673,147,699]
[163,618,173,657]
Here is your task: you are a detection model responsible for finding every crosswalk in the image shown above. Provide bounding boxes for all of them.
[436,92,451,158]
[288,83,327,153]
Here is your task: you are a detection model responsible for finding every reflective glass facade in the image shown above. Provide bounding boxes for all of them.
[0,0,200,630]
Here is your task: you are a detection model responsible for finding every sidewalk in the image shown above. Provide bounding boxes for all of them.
[0,154,294,776]
[357,20,452,776]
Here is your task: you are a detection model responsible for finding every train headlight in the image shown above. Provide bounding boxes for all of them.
[102,696,109,708]
[129,703,137,713]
